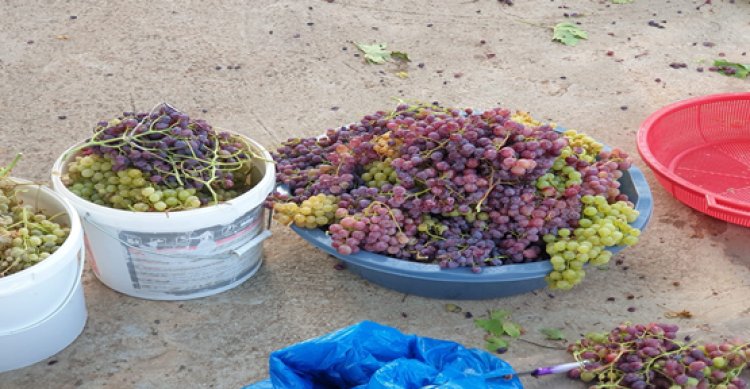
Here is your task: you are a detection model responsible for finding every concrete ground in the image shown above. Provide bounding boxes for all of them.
[1,0,749,388]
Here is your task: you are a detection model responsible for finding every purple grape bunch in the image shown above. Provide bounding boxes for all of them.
[270,103,638,274]
[568,322,749,388]
[64,103,262,211]
[84,103,252,192]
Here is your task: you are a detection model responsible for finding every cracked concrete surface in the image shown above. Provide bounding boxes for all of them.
[1,0,749,388]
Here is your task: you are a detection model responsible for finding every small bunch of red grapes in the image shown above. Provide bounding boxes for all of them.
[63,103,263,212]
[568,322,749,388]
[269,103,641,287]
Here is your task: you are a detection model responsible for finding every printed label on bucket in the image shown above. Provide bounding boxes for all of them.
[117,207,264,296]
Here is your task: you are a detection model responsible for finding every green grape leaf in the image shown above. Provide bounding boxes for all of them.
[475,318,504,336]
[553,22,588,46]
[444,303,462,313]
[391,51,411,62]
[355,43,392,64]
[354,43,410,65]
[489,309,510,321]
[486,336,509,353]
[611,0,633,4]
[540,327,567,340]
[502,322,522,338]
[713,59,750,79]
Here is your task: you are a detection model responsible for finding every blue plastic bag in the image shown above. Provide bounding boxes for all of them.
[245,321,523,389]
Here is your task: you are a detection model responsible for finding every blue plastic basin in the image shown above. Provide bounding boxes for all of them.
[289,162,652,300]
[283,124,654,300]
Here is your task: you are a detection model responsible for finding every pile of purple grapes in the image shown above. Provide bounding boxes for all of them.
[269,103,639,276]
[568,322,749,388]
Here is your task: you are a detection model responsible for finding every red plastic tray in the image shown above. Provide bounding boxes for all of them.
[637,93,750,227]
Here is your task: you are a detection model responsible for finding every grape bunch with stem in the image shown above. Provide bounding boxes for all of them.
[568,322,749,388]
[62,103,266,211]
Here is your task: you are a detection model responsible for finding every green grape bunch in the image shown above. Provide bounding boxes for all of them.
[0,155,71,278]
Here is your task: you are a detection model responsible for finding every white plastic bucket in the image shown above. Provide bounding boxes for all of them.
[51,137,276,300]
[0,179,87,373]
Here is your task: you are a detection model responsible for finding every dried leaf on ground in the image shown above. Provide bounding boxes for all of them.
[355,43,391,64]
[475,318,504,336]
[390,51,411,62]
[354,43,410,65]
[490,309,510,321]
[475,309,523,352]
[713,60,750,78]
[502,322,522,338]
[486,336,509,353]
[540,327,567,340]
[552,22,588,46]
[665,310,694,319]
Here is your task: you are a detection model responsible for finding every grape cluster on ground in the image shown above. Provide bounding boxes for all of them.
[0,155,70,277]
[61,103,263,212]
[568,322,749,389]
[268,103,641,288]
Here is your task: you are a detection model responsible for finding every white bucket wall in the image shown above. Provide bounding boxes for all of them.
[0,180,87,372]
[51,137,275,300]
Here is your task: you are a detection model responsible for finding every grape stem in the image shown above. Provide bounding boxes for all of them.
[492,132,512,150]
[422,229,446,241]
[364,200,404,234]
[0,154,23,180]
[386,100,450,120]
[475,167,497,213]
[517,337,567,350]
[496,9,553,30]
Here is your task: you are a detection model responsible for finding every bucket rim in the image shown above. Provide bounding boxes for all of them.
[51,134,275,220]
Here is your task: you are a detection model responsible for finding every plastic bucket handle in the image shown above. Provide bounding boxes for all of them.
[232,230,272,257]
[0,247,84,336]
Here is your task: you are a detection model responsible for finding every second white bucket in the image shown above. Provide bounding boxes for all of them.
[0,179,87,372]
[51,137,275,300]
